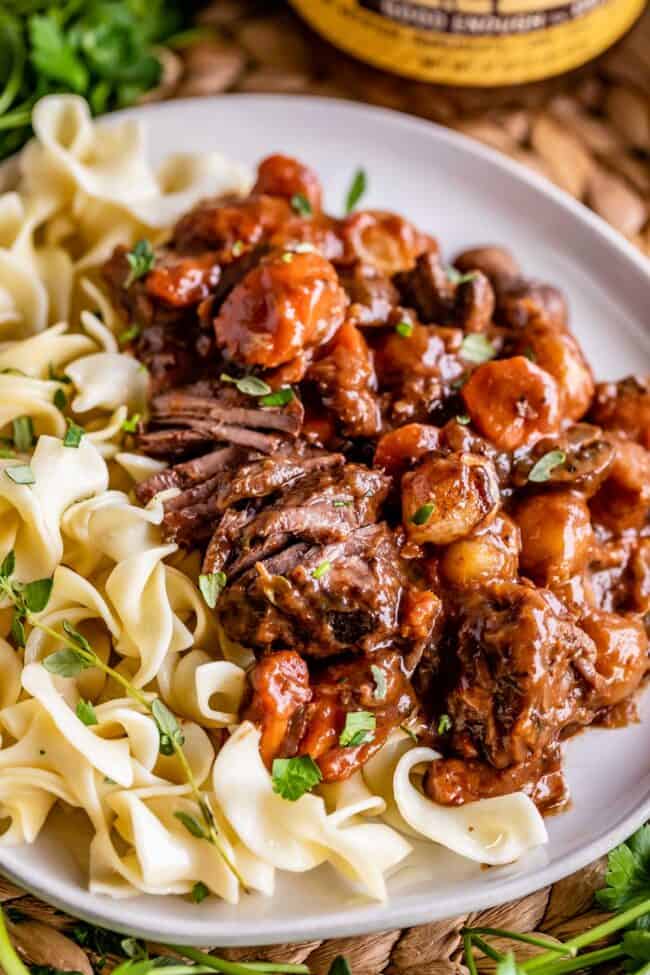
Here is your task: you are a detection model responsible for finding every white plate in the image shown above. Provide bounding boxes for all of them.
[1,94,650,947]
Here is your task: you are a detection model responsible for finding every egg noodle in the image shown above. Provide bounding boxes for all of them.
[0,95,547,904]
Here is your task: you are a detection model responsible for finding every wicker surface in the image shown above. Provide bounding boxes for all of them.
[1,3,648,970]
[0,857,612,974]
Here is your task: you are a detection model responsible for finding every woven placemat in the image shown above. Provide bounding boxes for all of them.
[0,857,611,974]
[1,3,647,970]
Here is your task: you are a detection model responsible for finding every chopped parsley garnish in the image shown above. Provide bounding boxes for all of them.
[340,711,376,748]
[76,699,98,726]
[332,498,354,508]
[456,414,471,425]
[124,239,155,287]
[220,373,272,397]
[12,416,34,452]
[198,571,227,609]
[63,421,85,448]
[460,333,496,364]
[191,881,209,904]
[152,698,185,756]
[281,251,294,263]
[371,664,387,701]
[438,713,452,734]
[528,449,566,483]
[122,413,141,434]
[291,193,312,216]
[119,323,141,346]
[446,267,478,285]
[410,502,435,526]
[53,387,67,411]
[174,810,208,840]
[344,167,367,214]
[312,560,331,580]
[395,320,414,338]
[260,387,294,407]
[5,464,35,485]
[231,240,244,257]
[272,755,323,801]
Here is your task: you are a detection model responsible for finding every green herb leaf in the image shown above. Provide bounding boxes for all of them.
[339,710,376,748]
[0,550,15,580]
[371,664,387,701]
[460,333,496,364]
[220,373,272,397]
[260,387,294,407]
[597,824,650,911]
[54,388,68,411]
[328,959,353,975]
[395,320,414,338]
[12,416,34,452]
[528,449,566,483]
[43,648,93,678]
[29,14,89,93]
[231,240,244,257]
[63,422,85,448]
[11,612,25,648]
[122,413,141,434]
[119,323,141,346]
[174,810,208,840]
[332,498,354,508]
[438,713,452,734]
[312,560,331,581]
[191,881,209,904]
[121,937,147,961]
[152,698,185,756]
[23,578,53,614]
[345,168,367,214]
[272,755,323,801]
[5,465,35,485]
[410,502,434,526]
[76,699,98,726]
[124,240,155,288]
[62,620,92,654]
[198,571,227,609]
[456,414,471,425]
[291,193,312,216]
[446,267,478,285]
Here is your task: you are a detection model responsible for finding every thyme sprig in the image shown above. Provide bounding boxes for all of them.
[0,550,244,889]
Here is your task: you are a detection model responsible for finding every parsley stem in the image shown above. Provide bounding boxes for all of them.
[0,907,29,975]
[463,929,572,957]
[169,947,310,975]
[464,933,479,975]
[521,894,650,972]
[29,617,246,890]
[471,935,505,963]
[523,944,625,975]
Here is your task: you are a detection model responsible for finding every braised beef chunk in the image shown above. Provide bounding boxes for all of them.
[245,649,416,781]
[218,523,407,657]
[105,153,650,808]
[418,582,597,769]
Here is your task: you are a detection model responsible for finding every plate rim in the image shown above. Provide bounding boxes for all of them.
[1,91,649,946]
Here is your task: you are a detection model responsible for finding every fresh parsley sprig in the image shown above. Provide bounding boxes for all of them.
[462,824,650,975]
[0,549,244,890]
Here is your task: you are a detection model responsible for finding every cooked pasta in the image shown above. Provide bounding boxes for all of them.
[0,94,552,908]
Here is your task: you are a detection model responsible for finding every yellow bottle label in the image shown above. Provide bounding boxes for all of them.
[290,0,645,86]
